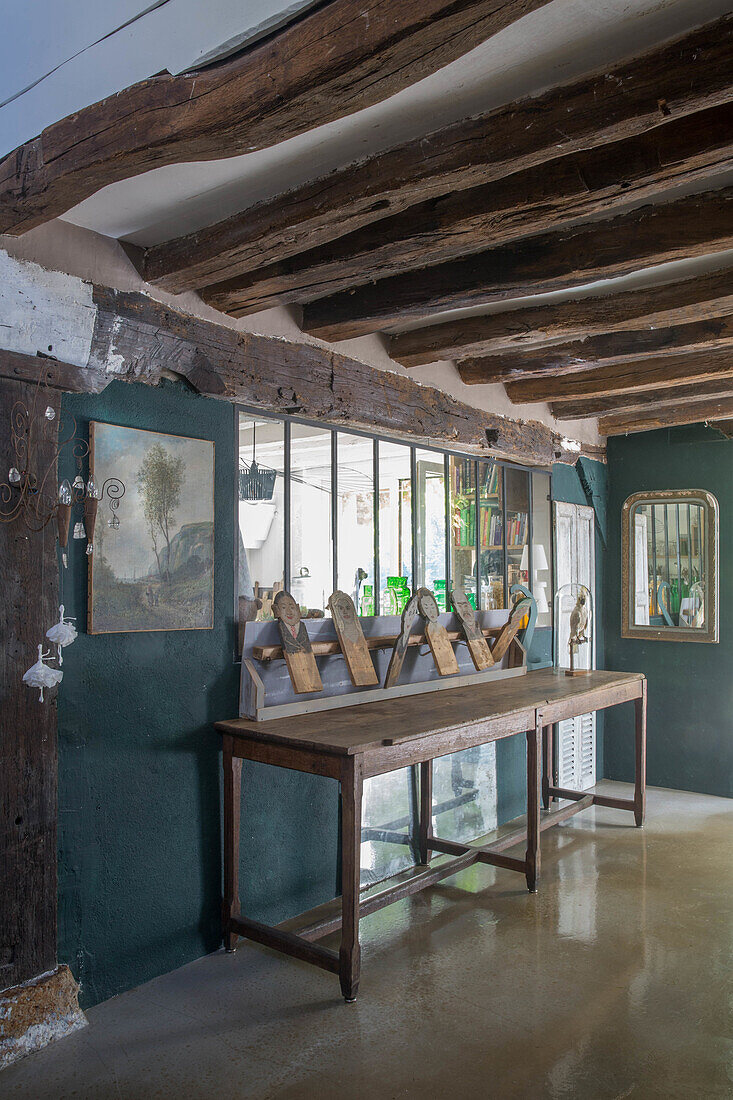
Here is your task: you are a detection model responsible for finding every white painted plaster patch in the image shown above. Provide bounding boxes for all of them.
[0,250,95,366]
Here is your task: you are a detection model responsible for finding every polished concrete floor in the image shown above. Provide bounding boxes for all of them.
[4,783,732,1099]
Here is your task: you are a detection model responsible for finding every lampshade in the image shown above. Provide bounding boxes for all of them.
[520,542,549,572]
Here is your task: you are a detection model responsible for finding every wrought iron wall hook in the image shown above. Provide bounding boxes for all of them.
[1,359,125,560]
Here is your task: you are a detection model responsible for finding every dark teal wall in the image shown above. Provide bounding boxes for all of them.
[58,382,338,1008]
[57,384,610,1008]
[604,427,733,799]
[496,459,607,824]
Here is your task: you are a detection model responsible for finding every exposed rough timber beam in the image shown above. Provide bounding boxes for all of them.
[504,348,733,405]
[552,378,733,421]
[201,103,733,316]
[140,14,733,293]
[457,314,733,386]
[302,187,733,341]
[390,268,733,367]
[0,0,555,235]
[599,396,733,436]
[0,258,600,467]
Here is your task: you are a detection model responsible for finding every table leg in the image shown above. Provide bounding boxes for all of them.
[418,759,433,866]
[542,724,553,810]
[634,680,647,828]
[339,755,363,1002]
[222,736,243,952]
[525,717,542,893]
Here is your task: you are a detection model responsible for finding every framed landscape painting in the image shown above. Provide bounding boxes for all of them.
[88,423,215,633]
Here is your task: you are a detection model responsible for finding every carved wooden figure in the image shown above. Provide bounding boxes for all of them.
[384,594,420,688]
[327,590,378,687]
[417,588,459,676]
[273,591,323,694]
[450,588,494,671]
[491,597,533,663]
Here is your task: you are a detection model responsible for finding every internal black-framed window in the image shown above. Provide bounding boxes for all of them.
[236,406,551,622]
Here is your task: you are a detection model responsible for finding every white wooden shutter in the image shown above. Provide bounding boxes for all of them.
[553,501,596,791]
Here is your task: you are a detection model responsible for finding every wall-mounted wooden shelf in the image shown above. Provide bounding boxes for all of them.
[252,625,502,662]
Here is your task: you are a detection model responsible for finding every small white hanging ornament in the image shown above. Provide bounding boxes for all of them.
[23,644,63,703]
[46,605,77,664]
[73,521,86,539]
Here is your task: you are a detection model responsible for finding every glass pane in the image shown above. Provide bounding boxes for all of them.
[531,470,552,627]
[479,460,504,610]
[378,441,413,613]
[415,449,447,607]
[290,424,332,615]
[432,745,497,843]
[449,456,477,608]
[505,467,530,594]
[360,769,415,888]
[634,501,706,629]
[336,433,375,613]
[238,413,285,619]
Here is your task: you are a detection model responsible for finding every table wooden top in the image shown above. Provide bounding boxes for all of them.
[216,669,644,757]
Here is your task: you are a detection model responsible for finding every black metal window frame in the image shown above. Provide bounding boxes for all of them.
[234,403,551,629]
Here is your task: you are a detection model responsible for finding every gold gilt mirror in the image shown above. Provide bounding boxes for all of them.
[622,490,719,643]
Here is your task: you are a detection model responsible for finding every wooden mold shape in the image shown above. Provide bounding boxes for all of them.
[327,590,379,687]
[384,594,421,689]
[490,596,533,664]
[450,588,494,671]
[416,588,460,677]
[273,590,323,695]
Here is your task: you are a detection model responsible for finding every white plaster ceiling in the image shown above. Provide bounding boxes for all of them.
[53,0,732,249]
[3,0,731,409]
[0,0,320,154]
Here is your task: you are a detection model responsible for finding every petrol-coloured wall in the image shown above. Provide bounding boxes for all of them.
[57,381,338,1008]
[56,381,609,1008]
[604,427,732,799]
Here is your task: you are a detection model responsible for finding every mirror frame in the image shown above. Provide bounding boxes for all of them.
[621,489,719,643]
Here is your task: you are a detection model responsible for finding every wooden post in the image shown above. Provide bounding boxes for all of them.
[542,724,553,810]
[0,379,59,991]
[418,760,433,865]
[339,755,363,1002]
[634,681,647,827]
[222,737,243,952]
[525,715,542,892]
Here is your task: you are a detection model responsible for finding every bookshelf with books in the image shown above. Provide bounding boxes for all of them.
[505,466,530,593]
[450,456,478,607]
[479,460,505,610]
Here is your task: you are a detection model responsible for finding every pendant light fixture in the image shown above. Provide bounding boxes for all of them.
[238,421,276,501]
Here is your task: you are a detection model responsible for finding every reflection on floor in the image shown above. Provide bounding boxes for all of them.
[4,783,732,1099]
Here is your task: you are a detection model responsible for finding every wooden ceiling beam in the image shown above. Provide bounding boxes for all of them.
[457,314,733,386]
[201,103,733,316]
[551,379,733,421]
[0,0,556,235]
[302,187,733,341]
[140,14,733,293]
[503,349,733,405]
[389,268,733,367]
[599,396,733,436]
[0,270,602,467]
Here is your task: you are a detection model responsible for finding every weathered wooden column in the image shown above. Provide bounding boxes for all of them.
[0,379,85,1070]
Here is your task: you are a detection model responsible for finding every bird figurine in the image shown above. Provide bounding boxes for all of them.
[567,591,590,676]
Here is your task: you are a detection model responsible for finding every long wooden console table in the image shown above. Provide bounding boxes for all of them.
[216,668,646,1002]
